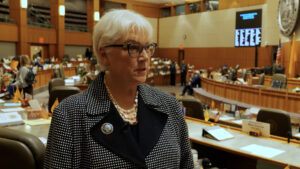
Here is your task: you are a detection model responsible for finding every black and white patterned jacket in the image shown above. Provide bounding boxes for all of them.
[44,72,193,168]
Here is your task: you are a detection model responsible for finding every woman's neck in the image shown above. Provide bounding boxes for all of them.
[105,72,138,109]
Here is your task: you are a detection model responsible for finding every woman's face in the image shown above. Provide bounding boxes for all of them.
[102,30,151,85]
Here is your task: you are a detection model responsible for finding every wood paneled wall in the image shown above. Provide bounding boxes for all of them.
[0,23,18,42]
[218,0,266,10]
[106,0,160,18]
[64,32,92,46]
[27,27,56,44]
[158,46,272,69]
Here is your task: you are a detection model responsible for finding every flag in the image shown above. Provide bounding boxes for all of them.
[211,100,215,109]
[51,98,59,113]
[288,32,297,78]
[276,39,281,65]
[204,109,210,121]
[12,87,21,103]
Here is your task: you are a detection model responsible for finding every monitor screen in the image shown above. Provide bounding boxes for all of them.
[235,9,262,47]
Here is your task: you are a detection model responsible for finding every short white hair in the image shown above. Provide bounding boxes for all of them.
[93,9,153,69]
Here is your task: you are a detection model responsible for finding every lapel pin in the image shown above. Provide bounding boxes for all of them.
[101,123,114,135]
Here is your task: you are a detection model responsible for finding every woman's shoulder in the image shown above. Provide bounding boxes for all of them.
[139,83,177,103]
[57,92,86,110]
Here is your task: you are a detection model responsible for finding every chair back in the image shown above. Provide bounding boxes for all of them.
[271,73,286,89]
[179,98,204,120]
[48,86,80,113]
[0,128,45,169]
[257,108,291,138]
[259,73,264,85]
[59,66,65,79]
[48,78,65,94]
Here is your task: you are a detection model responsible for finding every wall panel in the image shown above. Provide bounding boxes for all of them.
[64,31,92,46]
[27,27,56,44]
[158,47,272,69]
[0,23,18,42]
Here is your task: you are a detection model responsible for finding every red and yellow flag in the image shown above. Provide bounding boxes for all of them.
[288,32,297,78]
[204,109,210,122]
[51,98,59,113]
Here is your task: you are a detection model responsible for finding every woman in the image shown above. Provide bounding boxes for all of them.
[8,55,32,97]
[44,9,193,168]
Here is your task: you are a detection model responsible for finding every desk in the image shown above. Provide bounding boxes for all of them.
[186,117,300,169]
[198,77,300,116]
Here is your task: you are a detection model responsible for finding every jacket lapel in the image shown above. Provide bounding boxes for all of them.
[90,103,146,168]
[137,93,168,157]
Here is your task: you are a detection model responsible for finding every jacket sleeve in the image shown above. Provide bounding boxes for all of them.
[13,67,29,88]
[173,99,194,168]
[44,104,73,168]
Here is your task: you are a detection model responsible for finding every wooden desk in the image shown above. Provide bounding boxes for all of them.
[186,117,300,169]
[264,75,300,90]
[199,77,300,114]
[33,67,76,89]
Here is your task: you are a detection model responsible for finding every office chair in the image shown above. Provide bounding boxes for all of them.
[179,98,204,120]
[59,65,65,79]
[275,66,285,74]
[271,73,286,89]
[48,78,65,94]
[258,73,265,85]
[48,86,80,113]
[264,65,273,75]
[242,69,247,81]
[0,127,45,169]
[22,85,34,99]
[257,108,291,138]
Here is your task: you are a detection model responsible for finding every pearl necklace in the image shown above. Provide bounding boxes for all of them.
[104,77,138,125]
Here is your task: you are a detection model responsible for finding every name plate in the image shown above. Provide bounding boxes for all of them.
[242,120,270,137]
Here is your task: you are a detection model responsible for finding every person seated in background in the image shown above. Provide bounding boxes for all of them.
[7,55,32,97]
[181,71,201,96]
[34,57,43,69]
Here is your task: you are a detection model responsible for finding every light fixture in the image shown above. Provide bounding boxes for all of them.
[20,0,27,8]
[59,5,65,16]
[94,11,100,21]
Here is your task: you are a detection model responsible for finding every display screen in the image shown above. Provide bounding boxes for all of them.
[235,9,262,47]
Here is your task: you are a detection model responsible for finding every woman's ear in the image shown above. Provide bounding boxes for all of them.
[98,47,110,66]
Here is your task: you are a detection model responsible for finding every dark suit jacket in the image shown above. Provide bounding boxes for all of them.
[44,72,193,168]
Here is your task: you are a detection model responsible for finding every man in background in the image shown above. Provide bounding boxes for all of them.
[180,60,187,86]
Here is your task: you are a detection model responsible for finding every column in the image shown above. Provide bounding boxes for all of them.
[50,0,64,61]
[10,0,28,55]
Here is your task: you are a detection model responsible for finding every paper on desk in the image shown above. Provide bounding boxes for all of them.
[294,133,300,137]
[0,99,4,103]
[246,107,260,115]
[29,100,42,110]
[207,126,234,140]
[4,103,22,107]
[1,107,25,112]
[240,144,285,158]
[232,119,243,124]
[24,119,51,126]
[219,115,235,121]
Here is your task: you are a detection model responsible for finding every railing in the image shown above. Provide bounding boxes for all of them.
[0,16,16,24]
[27,21,55,29]
[65,25,89,32]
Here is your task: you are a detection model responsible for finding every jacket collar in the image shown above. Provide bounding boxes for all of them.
[84,72,165,116]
